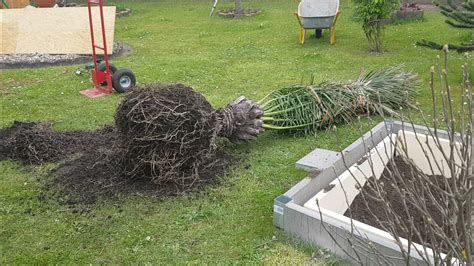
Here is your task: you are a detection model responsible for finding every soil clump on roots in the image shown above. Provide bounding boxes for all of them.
[0,84,234,205]
[115,84,219,187]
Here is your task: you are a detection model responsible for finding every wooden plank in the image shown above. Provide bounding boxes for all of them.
[0,6,116,54]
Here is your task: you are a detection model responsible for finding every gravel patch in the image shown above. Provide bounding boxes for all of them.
[0,42,125,68]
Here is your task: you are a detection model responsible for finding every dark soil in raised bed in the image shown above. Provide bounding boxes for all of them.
[345,156,465,251]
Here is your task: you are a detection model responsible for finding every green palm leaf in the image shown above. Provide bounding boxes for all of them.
[260,66,419,134]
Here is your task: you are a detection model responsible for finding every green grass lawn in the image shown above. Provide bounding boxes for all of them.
[0,0,469,264]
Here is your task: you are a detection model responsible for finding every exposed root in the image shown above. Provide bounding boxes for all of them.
[115,84,219,187]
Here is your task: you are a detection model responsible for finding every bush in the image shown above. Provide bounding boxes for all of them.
[354,0,399,52]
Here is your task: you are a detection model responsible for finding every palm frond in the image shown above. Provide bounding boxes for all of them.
[260,66,419,134]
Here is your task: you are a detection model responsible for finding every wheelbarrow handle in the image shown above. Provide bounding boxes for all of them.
[293,11,303,27]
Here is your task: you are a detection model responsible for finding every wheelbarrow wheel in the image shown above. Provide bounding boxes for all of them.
[112,68,136,93]
[315,29,322,39]
[98,63,117,85]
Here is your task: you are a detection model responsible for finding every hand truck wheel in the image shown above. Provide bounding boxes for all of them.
[112,68,136,93]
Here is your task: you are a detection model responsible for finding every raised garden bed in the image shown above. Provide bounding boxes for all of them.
[218,8,262,18]
[346,154,463,244]
[274,120,464,264]
[385,3,424,24]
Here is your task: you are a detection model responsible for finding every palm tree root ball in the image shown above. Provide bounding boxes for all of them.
[114,83,264,186]
[0,66,417,204]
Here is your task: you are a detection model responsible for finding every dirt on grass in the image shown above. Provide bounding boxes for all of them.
[0,84,233,205]
[50,146,231,205]
[0,121,109,164]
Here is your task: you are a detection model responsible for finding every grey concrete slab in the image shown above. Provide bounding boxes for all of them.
[295,148,340,172]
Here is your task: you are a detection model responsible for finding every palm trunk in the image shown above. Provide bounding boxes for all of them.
[216,96,264,142]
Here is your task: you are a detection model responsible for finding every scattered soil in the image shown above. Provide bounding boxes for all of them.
[0,84,233,205]
[49,146,231,205]
[345,156,466,251]
[0,121,108,164]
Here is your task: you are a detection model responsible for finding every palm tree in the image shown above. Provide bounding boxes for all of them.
[218,66,419,142]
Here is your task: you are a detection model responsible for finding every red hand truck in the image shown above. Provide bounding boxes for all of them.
[80,0,136,98]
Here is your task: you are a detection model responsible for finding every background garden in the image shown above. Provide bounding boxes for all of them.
[0,0,470,263]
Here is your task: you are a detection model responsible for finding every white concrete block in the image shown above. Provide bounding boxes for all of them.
[295,148,341,172]
[395,130,462,178]
[304,134,396,214]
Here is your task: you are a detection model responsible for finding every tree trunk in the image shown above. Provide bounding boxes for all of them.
[216,96,264,142]
[235,0,242,12]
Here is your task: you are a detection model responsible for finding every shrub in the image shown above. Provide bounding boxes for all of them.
[354,0,399,52]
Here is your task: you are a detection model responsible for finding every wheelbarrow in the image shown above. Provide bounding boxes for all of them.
[294,0,340,45]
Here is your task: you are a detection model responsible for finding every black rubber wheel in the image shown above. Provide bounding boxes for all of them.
[112,68,136,93]
[98,63,117,74]
[98,63,117,85]
[315,29,323,39]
